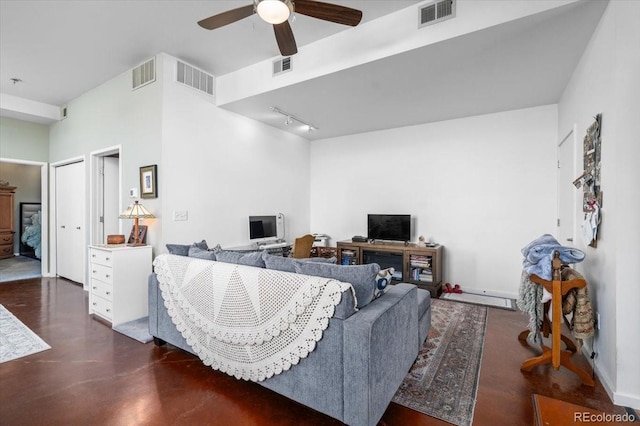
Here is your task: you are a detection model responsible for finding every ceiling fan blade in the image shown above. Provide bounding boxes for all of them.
[294,0,362,26]
[198,4,255,30]
[273,21,298,56]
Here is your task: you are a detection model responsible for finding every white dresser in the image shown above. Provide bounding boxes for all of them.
[88,245,152,327]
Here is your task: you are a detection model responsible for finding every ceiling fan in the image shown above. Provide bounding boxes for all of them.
[197,0,363,56]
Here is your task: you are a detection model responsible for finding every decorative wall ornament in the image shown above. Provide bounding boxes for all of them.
[574,114,602,247]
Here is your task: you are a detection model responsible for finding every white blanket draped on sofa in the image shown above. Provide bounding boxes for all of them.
[153,254,353,382]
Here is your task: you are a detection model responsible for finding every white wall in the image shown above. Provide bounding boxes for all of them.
[558,0,640,408]
[310,105,558,297]
[49,55,164,254]
[158,54,311,249]
[0,116,49,162]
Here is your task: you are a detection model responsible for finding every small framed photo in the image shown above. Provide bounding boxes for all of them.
[128,225,147,245]
[140,165,157,199]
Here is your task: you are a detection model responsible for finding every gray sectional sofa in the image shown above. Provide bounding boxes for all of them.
[148,262,431,426]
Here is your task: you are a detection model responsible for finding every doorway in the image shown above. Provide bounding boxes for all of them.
[90,146,121,245]
[557,125,577,245]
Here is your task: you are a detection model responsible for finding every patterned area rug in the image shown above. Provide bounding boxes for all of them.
[0,304,51,363]
[393,299,487,426]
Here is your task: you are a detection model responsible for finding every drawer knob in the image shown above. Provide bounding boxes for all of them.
[92,302,97,306]
[105,275,110,278]
[92,286,97,290]
[106,291,111,295]
[92,270,97,273]
[92,254,96,258]
[106,309,111,313]
[106,257,110,261]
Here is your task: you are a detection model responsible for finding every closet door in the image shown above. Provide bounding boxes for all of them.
[56,162,85,284]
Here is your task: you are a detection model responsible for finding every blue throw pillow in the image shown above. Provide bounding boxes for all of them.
[216,250,265,268]
[188,246,216,261]
[262,252,337,272]
[294,262,380,308]
[166,244,190,256]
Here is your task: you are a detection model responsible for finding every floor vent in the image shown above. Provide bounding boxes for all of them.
[273,57,292,76]
[132,57,156,90]
[419,0,455,28]
[176,61,214,96]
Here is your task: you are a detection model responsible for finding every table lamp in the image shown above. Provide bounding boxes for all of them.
[119,200,155,246]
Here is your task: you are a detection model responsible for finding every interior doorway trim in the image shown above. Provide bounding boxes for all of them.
[50,156,86,286]
[89,145,122,246]
[0,157,49,277]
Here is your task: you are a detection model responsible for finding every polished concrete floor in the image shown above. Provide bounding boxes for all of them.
[0,277,627,425]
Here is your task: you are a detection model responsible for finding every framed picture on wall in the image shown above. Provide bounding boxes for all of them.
[140,165,157,199]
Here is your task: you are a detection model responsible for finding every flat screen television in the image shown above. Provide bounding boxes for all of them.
[249,215,278,241]
[367,214,411,242]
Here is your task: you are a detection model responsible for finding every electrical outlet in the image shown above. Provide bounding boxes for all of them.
[173,210,188,221]
[596,312,601,330]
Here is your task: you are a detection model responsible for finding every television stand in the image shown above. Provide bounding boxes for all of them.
[336,240,444,297]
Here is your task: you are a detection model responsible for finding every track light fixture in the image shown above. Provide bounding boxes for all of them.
[270,106,317,132]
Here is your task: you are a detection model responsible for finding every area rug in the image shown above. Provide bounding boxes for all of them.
[0,256,41,283]
[441,292,516,311]
[113,317,153,344]
[393,299,487,426]
[0,304,51,363]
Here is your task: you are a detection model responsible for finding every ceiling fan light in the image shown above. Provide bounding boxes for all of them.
[257,0,291,24]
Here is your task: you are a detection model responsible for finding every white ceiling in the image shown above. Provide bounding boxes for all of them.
[0,0,606,140]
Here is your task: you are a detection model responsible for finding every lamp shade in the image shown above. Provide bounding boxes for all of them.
[119,200,155,219]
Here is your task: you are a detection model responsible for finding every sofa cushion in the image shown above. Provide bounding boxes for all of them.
[294,262,380,308]
[262,252,336,273]
[216,250,266,268]
[374,268,394,299]
[166,244,190,256]
[188,246,217,260]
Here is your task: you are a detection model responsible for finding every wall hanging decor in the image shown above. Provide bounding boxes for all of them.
[573,114,602,247]
[140,164,157,199]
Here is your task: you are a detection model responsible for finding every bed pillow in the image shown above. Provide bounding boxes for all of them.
[294,262,380,308]
[166,244,190,256]
[216,250,265,268]
[188,246,216,261]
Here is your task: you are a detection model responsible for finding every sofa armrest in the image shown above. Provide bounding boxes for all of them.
[343,283,419,426]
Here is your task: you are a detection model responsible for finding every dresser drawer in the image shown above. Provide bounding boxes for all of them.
[91,295,113,321]
[90,279,113,302]
[0,233,13,245]
[0,244,13,258]
[89,249,113,267]
[90,263,114,284]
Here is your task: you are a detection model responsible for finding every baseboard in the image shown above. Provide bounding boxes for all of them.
[462,288,519,300]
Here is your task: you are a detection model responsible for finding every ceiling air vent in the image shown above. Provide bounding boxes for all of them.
[273,57,292,76]
[132,57,156,90]
[176,61,214,96]
[419,0,455,28]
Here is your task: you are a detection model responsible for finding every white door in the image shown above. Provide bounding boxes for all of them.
[557,128,576,245]
[56,162,85,283]
[102,156,120,241]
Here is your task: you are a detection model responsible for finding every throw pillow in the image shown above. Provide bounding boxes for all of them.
[374,268,395,299]
[166,244,190,256]
[188,246,216,261]
[294,262,380,309]
[216,250,265,268]
[192,240,208,250]
[262,253,338,273]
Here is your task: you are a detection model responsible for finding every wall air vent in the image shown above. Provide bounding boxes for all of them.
[273,57,292,76]
[176,60,214,96]
[419,0,455,28]
[132,57,156,90]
